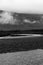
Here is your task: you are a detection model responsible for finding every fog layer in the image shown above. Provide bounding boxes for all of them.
[0,0,43,14]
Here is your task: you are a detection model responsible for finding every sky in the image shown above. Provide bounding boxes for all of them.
[0,0,43,14]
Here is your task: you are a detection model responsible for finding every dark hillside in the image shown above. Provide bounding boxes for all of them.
[0,36,42,53]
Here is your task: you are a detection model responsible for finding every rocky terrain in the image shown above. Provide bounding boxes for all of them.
[0,49,43,65]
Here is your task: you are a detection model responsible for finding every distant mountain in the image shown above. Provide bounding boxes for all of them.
[0,10,43,31]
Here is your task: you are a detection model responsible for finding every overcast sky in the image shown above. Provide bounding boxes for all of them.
[0,0,43,14]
